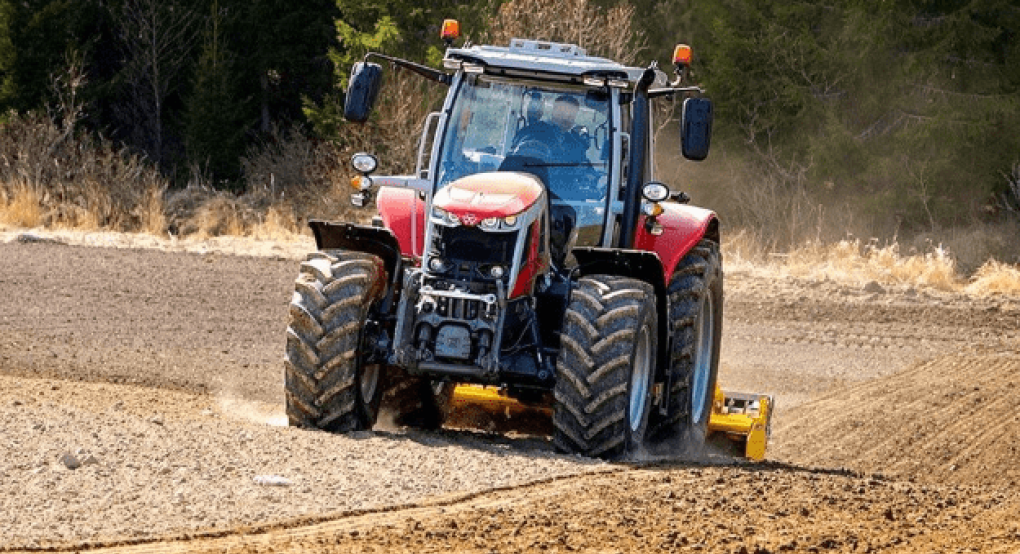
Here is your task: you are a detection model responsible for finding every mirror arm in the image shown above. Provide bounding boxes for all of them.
[365,52,452,85]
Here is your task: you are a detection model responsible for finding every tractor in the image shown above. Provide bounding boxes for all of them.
[284,21,772,460]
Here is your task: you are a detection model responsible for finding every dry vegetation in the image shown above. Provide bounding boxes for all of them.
[0,111,167,233]
[486,0,642,64]
[724,231,1020,297]
[0,112,366,241]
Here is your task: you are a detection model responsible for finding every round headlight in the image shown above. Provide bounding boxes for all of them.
[489,265,505,279]
[481,217,499,229]
[429,257,447,272]
[446,211,460,225]
[503,215,518,227]
[641,182,670,203]
[351,153,378,174]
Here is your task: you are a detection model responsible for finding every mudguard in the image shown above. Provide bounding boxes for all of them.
[572,248,667,298]
[308,220,401,281]
[633,202,718,283]
[376,186,427,261]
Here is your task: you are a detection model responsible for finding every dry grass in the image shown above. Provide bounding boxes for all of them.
[966,260,1020,297]
[241,125,365,227]
[139,183,168,235]
[0,183,43,228]
[0,111,169,233]
[249,205,302,242]
[783,240,960,291]
[725,229,1020,296]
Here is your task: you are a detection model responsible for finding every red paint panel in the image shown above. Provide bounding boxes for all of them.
[633,203,716,282]
[376,186,426,260]
[433,172,544,222]
[510,220,547,298]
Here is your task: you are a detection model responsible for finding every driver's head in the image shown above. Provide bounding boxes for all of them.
[525,91,544,123]
[551,95,580,132]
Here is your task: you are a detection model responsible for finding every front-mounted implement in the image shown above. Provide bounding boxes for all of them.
[282,18,774,461]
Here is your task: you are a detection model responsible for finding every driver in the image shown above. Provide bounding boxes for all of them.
[511,94,588,162]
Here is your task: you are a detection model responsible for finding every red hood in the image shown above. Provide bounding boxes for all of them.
[433,172,544,224]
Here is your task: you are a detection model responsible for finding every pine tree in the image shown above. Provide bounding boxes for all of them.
[185,0,247,185]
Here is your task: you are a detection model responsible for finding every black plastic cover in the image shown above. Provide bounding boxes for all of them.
[681,97,713,161]
[344,62,383,123]
[308,220,400,279]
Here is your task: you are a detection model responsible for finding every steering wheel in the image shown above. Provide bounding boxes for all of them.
[511,139,553,161]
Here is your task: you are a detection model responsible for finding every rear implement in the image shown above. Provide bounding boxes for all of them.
[450,384,773,460]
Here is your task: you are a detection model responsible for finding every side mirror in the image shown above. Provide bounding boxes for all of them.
[681,97,713,161]
[344,62,383,123]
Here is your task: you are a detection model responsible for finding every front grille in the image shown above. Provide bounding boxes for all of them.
[429,225,519,284]
[433,225,518,264]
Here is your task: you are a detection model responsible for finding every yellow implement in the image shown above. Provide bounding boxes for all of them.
[706,388,774,461]
[448,384,552,418]
[450,384,773,460]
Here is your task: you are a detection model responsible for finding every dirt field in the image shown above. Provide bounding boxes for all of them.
[2,233,1019,553]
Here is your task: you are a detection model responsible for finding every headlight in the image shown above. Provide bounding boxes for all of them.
[503,215,518,227]
[351,153,378,174]
[432,207,447,220]
[489,265,505,279]
[481,217,499,229]
[642,182,670,202]
[429,257,447,273]
[446,211,460,225]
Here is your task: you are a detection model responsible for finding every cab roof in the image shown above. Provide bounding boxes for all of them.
[443,39,668,87]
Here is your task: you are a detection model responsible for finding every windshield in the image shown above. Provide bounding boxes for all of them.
[436,75,612,208]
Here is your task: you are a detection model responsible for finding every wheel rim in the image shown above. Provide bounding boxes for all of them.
[629,325,653,433]
[690,294,714,425]
[360,363,380,402]
[358,309,382,404]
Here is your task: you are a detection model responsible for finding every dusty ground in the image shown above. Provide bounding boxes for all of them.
[1,231,1019,553]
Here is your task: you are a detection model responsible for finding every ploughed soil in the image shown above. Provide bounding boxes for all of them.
[1,233,1019,553]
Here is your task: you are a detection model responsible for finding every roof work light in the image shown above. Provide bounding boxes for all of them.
[672,43,693,85]
[673,44,693,68]
[441,19,460,46]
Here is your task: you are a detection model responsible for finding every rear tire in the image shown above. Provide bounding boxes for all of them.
[649,239,723,448]
[553,276,657,459]
[285,251,386,432]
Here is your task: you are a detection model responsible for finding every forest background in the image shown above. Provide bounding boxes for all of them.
[1,0,1018,271]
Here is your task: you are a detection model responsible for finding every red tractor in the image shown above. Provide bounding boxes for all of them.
[284,23,771,459]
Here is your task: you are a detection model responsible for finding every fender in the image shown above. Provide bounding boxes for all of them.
[633,203,719,282]
[308,220,401,282]
[572,248,667,298]
[376,186,427,261]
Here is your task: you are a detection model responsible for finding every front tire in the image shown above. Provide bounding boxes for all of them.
[285,251,386,432]
[649,239,723,448]
[553,276,657,459]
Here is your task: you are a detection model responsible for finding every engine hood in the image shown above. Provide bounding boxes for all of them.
[433,172,544,224]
